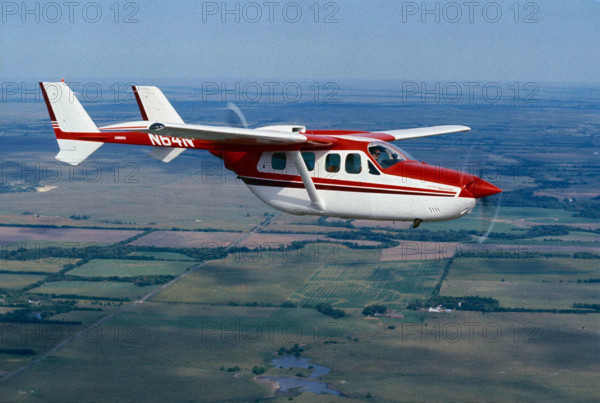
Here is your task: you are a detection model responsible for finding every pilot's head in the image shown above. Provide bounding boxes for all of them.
[370,146,385,160]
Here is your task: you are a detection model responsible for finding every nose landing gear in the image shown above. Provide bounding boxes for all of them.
[412,219,422,229]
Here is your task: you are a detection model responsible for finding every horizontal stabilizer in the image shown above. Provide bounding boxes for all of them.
[147,146,185,163]
[55,139,103,166]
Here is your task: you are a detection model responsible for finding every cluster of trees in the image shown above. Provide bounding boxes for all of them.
[252,366,267,375]
[407,296,500,312]
[573,252,600,259]
[278,343,302,357]
[0,183,37,193]
[362,305,387,316]
[69,215,90,220]
[327,230,398,247]
[219,365,240,372]
[573,303,600,311]
[1,244,227,263]
[0,299,81,324]
[315,302,346,319]
[226,301,275,307]
[0,348,36,355]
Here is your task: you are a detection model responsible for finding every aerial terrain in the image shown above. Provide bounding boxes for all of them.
[0,81,598,402]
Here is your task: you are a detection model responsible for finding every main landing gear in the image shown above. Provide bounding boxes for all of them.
[412,219,422,229]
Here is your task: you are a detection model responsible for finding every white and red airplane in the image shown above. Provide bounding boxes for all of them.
[40,81,501,228]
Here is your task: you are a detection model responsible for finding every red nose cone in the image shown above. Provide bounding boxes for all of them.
[465,178,502,199]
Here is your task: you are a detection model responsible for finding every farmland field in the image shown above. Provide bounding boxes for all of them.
[440,257,600,309]
[1,302,598,402]
[68,259,194,278]
[445,257,599,283]
[27,281,159,300]
[0,226,141,244]
[441,280,599,309]
[130,230,243,248]
[290,260,447,309]
[0,273,47,290]
[0,260,71,274]
[153,255,320,305]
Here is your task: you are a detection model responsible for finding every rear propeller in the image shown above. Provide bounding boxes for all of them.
[226,102,249,129]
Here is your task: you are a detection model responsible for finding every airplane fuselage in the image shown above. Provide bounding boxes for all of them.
[219,137,488,222]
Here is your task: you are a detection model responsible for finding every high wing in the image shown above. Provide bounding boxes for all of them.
[380,125,471,140]
[336,125,471,143]
[100,121,308,146]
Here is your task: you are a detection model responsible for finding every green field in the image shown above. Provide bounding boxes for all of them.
[0,322,84,373]
[1,303,598,402]
[442,280,599,309]
[498,207,593,224]
[0,172,272,231]
[446,257,599,283]
[27,281,159,300]
[441,257,600,309]
[152,245,382,306]
[153,257,319,306]
[127,251,194,261]
[290,260,447,309]
[0,260,71,274]
[0,273,46,290]
[68,259,194,278]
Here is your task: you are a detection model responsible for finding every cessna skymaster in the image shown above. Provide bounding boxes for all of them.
[40,81,501,228]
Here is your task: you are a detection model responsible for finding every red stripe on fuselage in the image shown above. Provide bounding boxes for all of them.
[241,176,455,197]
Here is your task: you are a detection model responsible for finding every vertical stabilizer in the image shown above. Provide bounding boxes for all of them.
[40,82,103,165]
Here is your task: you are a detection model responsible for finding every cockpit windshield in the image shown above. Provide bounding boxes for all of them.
[368,142,415,169]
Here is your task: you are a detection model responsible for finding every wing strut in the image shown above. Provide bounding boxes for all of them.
[287,151,326,212]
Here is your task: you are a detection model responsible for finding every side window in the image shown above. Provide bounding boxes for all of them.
[272,152,286,170]
[345,153,362,174]
[368,161,380,175]
[302,152,315,171]
[325,153,340,173]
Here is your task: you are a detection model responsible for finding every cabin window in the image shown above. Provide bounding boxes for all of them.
[345,153,362,174]
[368,161,380,175]
[272,152,287,170]
[369,143,407,169]
[325,153,340,173]
[302,152,315,171]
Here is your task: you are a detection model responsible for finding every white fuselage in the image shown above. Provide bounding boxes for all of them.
[241,150,477,222]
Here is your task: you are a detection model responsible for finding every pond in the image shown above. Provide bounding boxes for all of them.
[258,355,345,397]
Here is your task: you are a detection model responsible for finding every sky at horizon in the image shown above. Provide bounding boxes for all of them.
[1,0,599,84]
